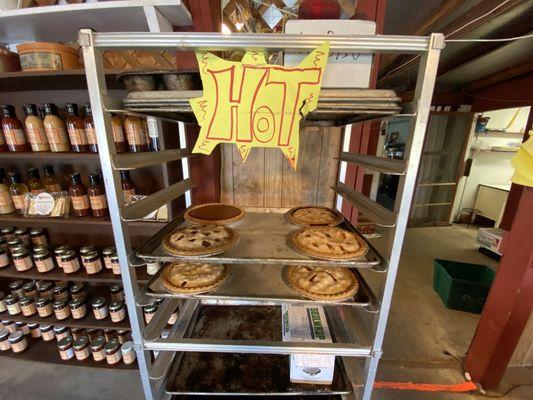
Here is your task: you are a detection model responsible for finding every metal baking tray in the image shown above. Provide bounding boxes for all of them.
[135,211,386,269]
[140,263,379,310]
[165,305,353,396]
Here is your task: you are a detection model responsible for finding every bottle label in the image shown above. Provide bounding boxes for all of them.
[45,127,68,144]
[123,189,136,204]
[89,194,108,211]
[0,191,15,212]
[5,128,27,146]
[12,194,26,210]
[45,183,62,193]
[125,126,142,145]
[112,125,125,143]
[26,126,48,145]
[34,192,55,215]
[71,195,90,211]
[86,126,98,145]
[68,128,88,145]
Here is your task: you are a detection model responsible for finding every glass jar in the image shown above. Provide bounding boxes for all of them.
[109,283,124,303]
[15,322,29,335]
[0,328,11,351]
[36,297,53,317]
[117,330,130,344]
[102,247,115,269]
[20,296,37,316]
[111,254,121,275]
[104,339,122,364]
[54,326,71,341]
[8,331,28,353]
[91,297,108,320]
[90,336,106,362]
[29,228,48,246]
[0,291,6,312]
[81,250,103,275]
[9,280,24,298]
[70,298,87,320]
[12,248,33,272]
[121,341,136,365]
[57,336,74,360]
[28,323,41,338]
[22,281,38,298]
[60,250,81,274]
[53,282,69,302]
[54,245,71,269]
[37,281,54,300]
[87,328,102,342]
[73,336,91,361]
[0,248,9,268]
[144,303,158,324]
[3,320,16,333]
[0,226,15,241]
[79,245,96,256]
[109,301,126,323]
[14,227,30,246]
[70,282,87,302]
[5,294,21,315]
[40,324,55,341]
[7,236,23,249]
[33,249,55,273]
[53,300,71,320]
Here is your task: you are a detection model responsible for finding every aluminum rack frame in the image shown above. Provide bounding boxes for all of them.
[80,30,443,400]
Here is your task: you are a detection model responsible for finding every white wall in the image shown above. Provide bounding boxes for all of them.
[484,107,530,133]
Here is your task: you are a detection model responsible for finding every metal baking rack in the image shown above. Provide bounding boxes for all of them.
[80,30,444,400]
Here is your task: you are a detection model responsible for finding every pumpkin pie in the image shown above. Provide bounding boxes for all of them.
[286,265,359,301]
[290,226,368,260]
[286,206,343,226]
[184,203,244,225]
[162,224,239,257]
[161,262,230,294]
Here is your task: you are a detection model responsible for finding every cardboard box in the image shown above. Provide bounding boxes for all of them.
[284,19,376,88]
[476,227,504,255]
[281,304,335,385]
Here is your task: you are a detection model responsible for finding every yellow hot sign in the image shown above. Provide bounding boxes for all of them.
[190,42,330,169]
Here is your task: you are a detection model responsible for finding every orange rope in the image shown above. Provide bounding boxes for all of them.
[374,381,478,392]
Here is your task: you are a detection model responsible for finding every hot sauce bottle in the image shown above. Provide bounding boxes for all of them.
[87,174,108,217]
[83,103,98,153]
[43,165,62,192]
[0,125,7,152]
[65,103,89,153]
[43,103,70,152]
[1,105,29,152]
[9,171,29,214]
[69,173,91,217]
[120,170,136,204]
[23,104,50,152]
[28,168,45,194]
[111,113,127,153]
[0,168,15,214]
[124,115,145,153]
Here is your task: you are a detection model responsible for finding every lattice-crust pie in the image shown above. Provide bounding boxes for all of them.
[291,226,368,260]
[162,262,230,294]
[162,224,239,257]
[286,265,359,301]
[184,203,244,225]
[286,206,343,226]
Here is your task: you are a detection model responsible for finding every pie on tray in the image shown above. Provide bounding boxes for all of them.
[290,226,368,260]
[161,262,230,294]
[286,206,343,226]
[286,265,359,301]
[162,224,239,257]
[184,203,244,225]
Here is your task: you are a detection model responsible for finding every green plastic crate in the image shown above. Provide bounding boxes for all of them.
[433,259,495,314]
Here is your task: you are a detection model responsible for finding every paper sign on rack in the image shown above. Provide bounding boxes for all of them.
[189,42,330,169]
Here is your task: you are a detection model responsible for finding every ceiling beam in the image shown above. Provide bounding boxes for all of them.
[464,60,533,92]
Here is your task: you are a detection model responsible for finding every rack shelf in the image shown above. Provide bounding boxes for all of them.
[135,211,383,269]
[0,337,137,370]
[0,151,100,161]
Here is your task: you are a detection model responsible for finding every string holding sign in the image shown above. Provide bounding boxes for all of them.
[190,42,330,169]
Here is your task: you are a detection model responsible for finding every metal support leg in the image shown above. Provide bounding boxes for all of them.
[178,122,192,207]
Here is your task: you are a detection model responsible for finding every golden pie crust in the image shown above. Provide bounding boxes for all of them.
[290,226,368,260]
[161,262,230,294]
[286,206,343,226]
[162,224,239,257]
[286,265,359,301]
[184,203,244,225]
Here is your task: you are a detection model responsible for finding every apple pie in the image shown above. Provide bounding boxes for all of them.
[184,203,244,225]
[290,226,368,260]
[286,265,359,301]
[286,206,343,226]
[162,224,239,257]
[161,262,230,294]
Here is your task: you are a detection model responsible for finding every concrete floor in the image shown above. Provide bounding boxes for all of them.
[0,224,531,400]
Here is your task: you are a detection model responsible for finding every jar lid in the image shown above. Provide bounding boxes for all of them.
[7,237,22,245]
[57,336,74,350]
[109,283,122,293]
[0,328,10,340]
[0,227,14,234]
[11,248,29,257]
[27,323,39,329]
[53,300,68,310]
[69,298,85,309]
[36,297,51,307]
[39,324,53,332]
[4,294,18,305]
[37,280,54,291]
[53,326,68,334]
[15,321,25,327]
[20,296,34,306]
[33,248,51,258]
[14,227,28,235]
[1,320,14,325]
[82,250,99,260]
[54,245,71,255]
[60,250,76,260]
[110,254,119,262]
[73,336,89,350]
[144,303,158,313]
[70,282,85,293]
[121,341,135,354]
[8,331,24,344]
[117,330,129,336]
[79,245,97,255]
[22,281,36,290]
[29,228,44,236]
[8,280,23,289]
[91,336,106,349]
[53,283,68,293]
[104,339,120,354]
[102,246,116,256]
[109,301,124,312]
[91,297,107,308]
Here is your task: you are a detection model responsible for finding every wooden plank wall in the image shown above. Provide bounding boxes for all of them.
[221,126,342,209]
